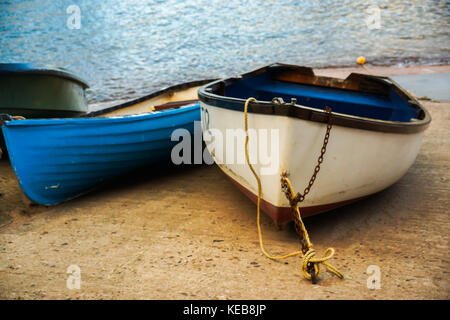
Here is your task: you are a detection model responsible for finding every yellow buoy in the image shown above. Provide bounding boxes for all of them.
[356,56,366,65]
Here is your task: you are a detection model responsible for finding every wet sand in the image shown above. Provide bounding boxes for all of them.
[0,67,449,300]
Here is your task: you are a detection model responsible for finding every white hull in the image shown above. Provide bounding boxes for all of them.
[201,102,424,221]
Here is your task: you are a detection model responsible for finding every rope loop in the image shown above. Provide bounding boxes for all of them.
[301,247,343,281]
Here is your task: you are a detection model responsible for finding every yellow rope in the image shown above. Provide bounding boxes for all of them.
[243,97,343,281]
[361,64,374,75]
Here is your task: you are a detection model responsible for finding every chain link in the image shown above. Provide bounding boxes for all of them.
[286,107,333,203]
[281,106,334,257]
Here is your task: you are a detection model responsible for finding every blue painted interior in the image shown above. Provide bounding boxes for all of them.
[225,73,417,122]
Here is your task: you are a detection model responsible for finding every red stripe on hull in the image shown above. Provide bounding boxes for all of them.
[227,175,364,224]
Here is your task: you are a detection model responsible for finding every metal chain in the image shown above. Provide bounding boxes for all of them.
[297,107,333,203]
[274,105,343,283]
[287,107,333,203]
[281,106,334,255]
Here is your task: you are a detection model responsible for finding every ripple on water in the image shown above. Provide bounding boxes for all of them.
[0,0,449,105]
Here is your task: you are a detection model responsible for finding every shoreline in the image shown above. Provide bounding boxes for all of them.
[315,63,450,77]
[89,64,450,111]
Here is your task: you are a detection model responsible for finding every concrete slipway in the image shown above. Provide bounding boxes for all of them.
[0,66,448,299]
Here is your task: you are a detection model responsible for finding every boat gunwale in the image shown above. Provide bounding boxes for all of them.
[1,102,200,127]
[0,79,216,126]
[198,63,431,134]
[83,79,216,118]
[0,64,89,88]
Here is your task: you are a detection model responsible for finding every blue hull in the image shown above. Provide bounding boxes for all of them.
[2,104,200,205]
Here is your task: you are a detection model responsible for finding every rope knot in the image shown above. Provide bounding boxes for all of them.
[301,248,319,281]
[301,247,343,282]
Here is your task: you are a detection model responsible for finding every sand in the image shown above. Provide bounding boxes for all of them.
[315,64,450,77]
[0,66,449,300]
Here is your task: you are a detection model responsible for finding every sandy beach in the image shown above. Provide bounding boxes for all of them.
[0,65,448,300]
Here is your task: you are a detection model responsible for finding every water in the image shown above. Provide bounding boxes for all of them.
[1,0,449,106]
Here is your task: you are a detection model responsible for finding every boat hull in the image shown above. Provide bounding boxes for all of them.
[0,64,89,154]
[228,173,367,223]
[2,104,200,205]
[0,65,89,117]
[201,102,425,224]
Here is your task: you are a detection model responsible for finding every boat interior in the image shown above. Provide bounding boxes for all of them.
[215,67,422,122]
[91,84,203,118]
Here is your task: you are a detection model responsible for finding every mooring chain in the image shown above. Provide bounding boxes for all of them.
[280,107,334,252]
[285,106,334,206]
[243,97,342,284]
[280,107,343,283]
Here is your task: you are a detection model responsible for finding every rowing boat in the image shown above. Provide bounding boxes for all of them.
[0,63,89,154]
[198,64,430,224]
[1,80,212,205]
[0,63,89,118]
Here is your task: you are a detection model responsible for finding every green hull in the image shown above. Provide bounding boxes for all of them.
[0,64,89,154]
[0,73,88,118]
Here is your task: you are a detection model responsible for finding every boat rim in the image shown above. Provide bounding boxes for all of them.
[0,103,200,126]
[85,79,216,118]
[198,63,431,134]
[0,63,89,88]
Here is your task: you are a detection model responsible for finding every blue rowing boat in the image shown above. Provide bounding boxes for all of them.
[0,63,89,154]
[1,80,212,205]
